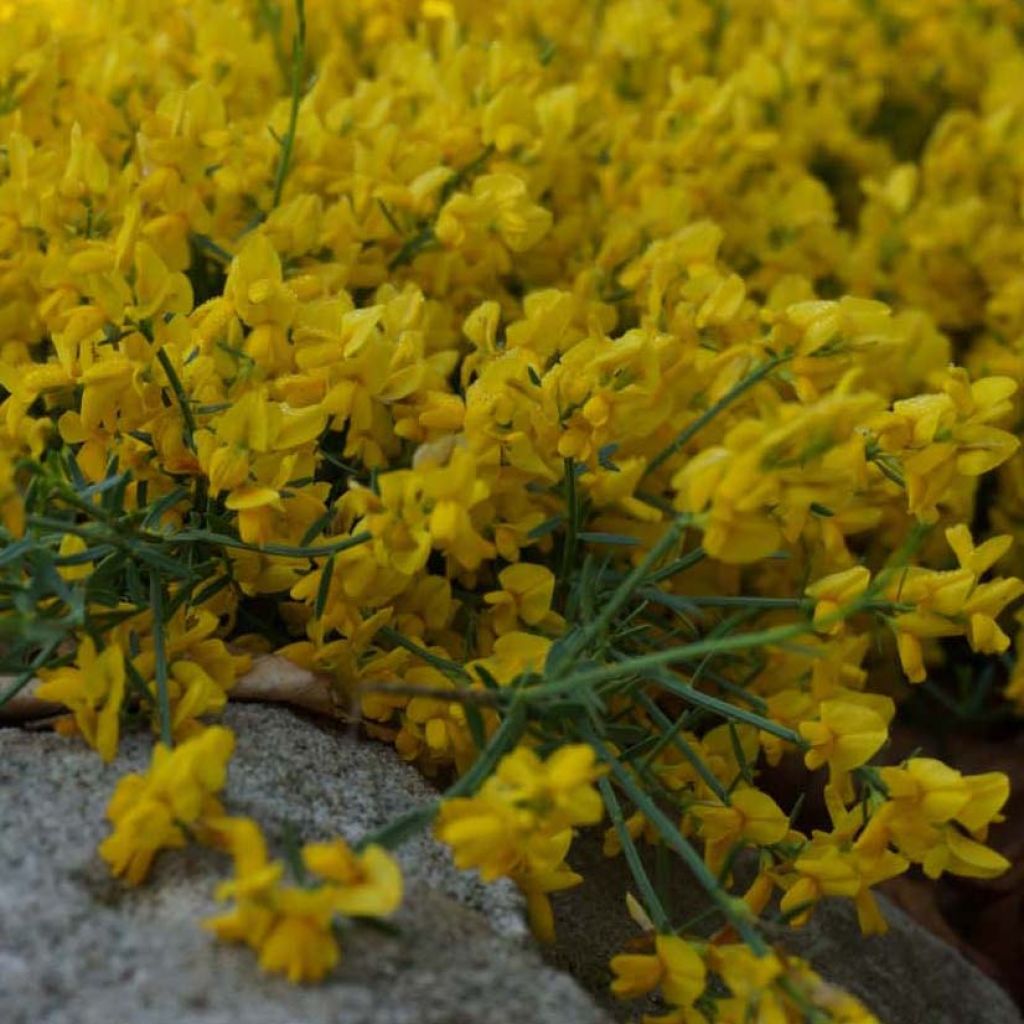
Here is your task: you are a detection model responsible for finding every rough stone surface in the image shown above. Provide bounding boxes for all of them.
[5,702,1021,1024]
[764,895,1023,1024]
[545,832,1023,1024]
[0,705,611,1024]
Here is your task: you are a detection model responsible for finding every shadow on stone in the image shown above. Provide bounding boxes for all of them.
[544,829,1023,1024]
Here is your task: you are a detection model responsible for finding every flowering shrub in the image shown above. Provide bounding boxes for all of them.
[2,0,1024,1018]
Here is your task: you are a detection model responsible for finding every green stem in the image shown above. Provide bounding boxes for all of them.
[599,775,671,932]
[644,353,791,478]
[356,700,526,851]
[638,547,706,585]
[633,691,730,804]
[150,574,173,747]
[526,619,813,701]
[168,529,371,559]
[638,666,801,744]
[676,594,809,609]
[379,624,472,681]
[587,728,768,954]
[387,226,437,270]
[0,637,61,710]
[559,458,580,598]
[271,0,307,210]
[579,517,687,653]
[155,348,197,452]
[257,0,290,82]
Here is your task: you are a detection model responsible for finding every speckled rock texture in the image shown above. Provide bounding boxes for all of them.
[5,702,1021,1024]
[545,831,1023,1024]
[0,704,611,1024]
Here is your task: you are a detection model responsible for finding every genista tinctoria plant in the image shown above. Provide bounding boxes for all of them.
[2,0,1024,1018]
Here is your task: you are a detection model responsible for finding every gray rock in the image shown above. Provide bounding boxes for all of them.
[6,702,1019,1024]
[0,705,611,1024]
[545,831,1023,1024]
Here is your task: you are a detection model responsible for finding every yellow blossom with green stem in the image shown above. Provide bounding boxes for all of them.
[205,816,403,984]
[3,0,1024,1007]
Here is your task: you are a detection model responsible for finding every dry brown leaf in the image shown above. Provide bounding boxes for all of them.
[0,655,337,724]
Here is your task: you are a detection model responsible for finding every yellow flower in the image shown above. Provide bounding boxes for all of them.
[469,631,553,685]
[224,232,297,328]
[780,842,907,934]
[35,637,126,762]
[98,789,185,886]
[708,943,784,1004]
[436,174,552,253]
[208,817,402,983]
[514,848,583,944]
[99,727,235,884]
[255,887,341,984]
[875,373,1019,522]
[483,563,557,634]
[963,577,1024,654]
[128,241,193,321]
[435,793,524,882]
[805,566,871,634]
[945,524,1012,577]
[881,758,973,823]
[302,839,403,918]
[207,851,339,985]
[921,826,1011,881]
[799,699,890,778]
[872,759,1010,882]
[609,949,665,1000]
[56,533,92,582]
[436,742,603,941]
[393,662,489,775]
[492,743,605,829]
[672,444,782,564]
[611,935,706,1009]
[692,787,791,873]
[420,448,495,571]
[207,817,285,904]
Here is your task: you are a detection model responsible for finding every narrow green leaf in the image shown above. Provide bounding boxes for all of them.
[578,531,641,547]
[150,574,173,747]
[599,775,671,932]
[314,555,335,619]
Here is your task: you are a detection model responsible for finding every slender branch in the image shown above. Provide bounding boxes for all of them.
[271,0,307,210]
[150,574,173,747]
[168,529,371,559]
[356,680,502,706]
[582,517,688,648]
[599,775,672,932]
[644,352,791,478]
[379,624,472,681]
[356,700,526,851]
[633,691,731,804]
[525,619,814,701]
[155,348,197,452]
[559,458,580,597]
[587,727,769,954]
[0,638,61,711]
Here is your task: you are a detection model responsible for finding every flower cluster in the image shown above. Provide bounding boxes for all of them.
[436,743,604,942]
[2,0,1023,1011]
[98,725,402,982]
[207,819,402,983]
[35,608,252,758]
[100,725,235,884]
[612,937,877,1024]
